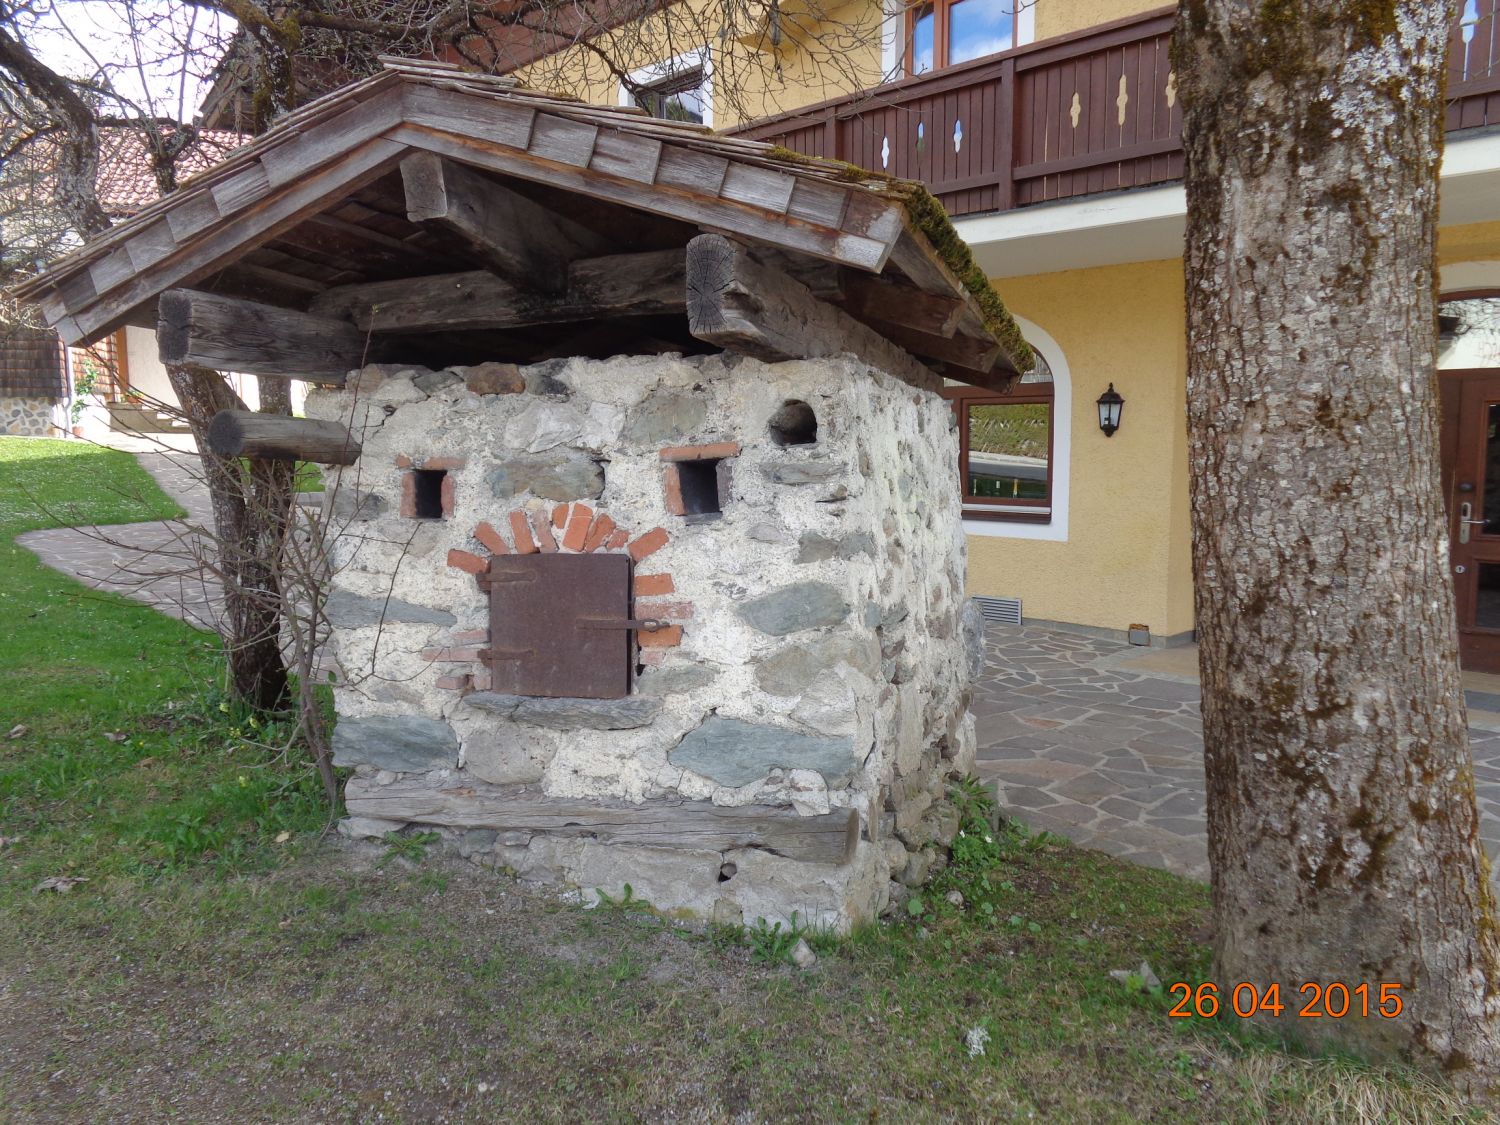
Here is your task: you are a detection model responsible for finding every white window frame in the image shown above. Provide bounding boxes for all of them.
[619,47,714,129]
[963,315,1071,542]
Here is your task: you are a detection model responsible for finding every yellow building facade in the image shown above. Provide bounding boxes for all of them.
[508,0,1500,644]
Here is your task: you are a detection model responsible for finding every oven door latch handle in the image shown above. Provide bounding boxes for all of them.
[578,616,667,633]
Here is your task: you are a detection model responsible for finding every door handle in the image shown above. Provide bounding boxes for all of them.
[578,617,666,632]
[1460,501,1485,544]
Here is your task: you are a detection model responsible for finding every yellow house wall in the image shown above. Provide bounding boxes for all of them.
[1439,220,1500,271]
[968,220,1500,640]
[1034,0,1166,41]
[510,0,884,129]
[968,258,1191,638]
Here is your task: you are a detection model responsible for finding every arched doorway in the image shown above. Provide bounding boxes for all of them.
[1438,290,1500,670]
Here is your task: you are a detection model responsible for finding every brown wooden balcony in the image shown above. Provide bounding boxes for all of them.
[731,3,1500,220]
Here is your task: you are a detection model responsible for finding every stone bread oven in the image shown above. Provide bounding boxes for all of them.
[15,59,1030,929]
[313,350,983,928]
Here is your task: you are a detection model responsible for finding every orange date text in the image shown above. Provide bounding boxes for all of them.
[1166,981,1403,1019]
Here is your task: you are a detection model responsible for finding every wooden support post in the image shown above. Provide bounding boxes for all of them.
[685,233,941,391]
[344,775,861,865]
[400,152,605,290]
[207,409,362,465]
[157,289,364,383]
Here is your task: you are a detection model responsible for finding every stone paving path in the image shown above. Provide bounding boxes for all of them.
[971,624,1500,883]
[18,443,223,632]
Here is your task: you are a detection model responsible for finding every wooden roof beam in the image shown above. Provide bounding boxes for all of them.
[685,233,939,392]
[157,288,369,383]
[308,248,686,333]
[400,152,606,291]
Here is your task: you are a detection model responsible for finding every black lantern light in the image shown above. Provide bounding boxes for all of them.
[1096,383,1124,437]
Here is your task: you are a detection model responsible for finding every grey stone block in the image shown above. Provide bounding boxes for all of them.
[619,390,707,446]
[668,717,858,787]
[637,663,720,695]
[487,454,604,501]
[757,636,882,696]
[960,600,988,682]
[761,461,844,484]
[463,692,660,730]
[737,581,849,636]
[413,368,463,395]
[512,696,662,730]
[332,715,458,771]
[329,488,387,522]
[325,590,456,628]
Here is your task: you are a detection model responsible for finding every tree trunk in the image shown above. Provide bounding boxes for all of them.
[1175,0,1500,1095]
[166,363,290,712]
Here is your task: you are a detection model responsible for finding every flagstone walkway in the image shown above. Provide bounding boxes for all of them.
[971,624,1500,883]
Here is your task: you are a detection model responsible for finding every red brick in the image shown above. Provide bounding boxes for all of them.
[634,573,675,596]
[606,530,629,550]
[531,511,559,552]
[439,473,456,518]
[450,628,489,644]
[628,527,669,562]
[637,649,667,666]
[420,456,467,471]
[659,441,741,462]
[399,473,418,518]
[637,600,694,620]
[637,624,683,648]
[447,548,486,575]
[663,464,686,516]
[552,504,569,529]
[583,513,617,553]
[435,673,472,691]
[474,521,509,555]
[561,504,594,552]
[510,510,538,554]
[394,453,413,468]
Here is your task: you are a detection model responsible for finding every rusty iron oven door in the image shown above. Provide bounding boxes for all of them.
[486,552,636,699]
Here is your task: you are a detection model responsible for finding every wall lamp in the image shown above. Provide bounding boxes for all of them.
[1096,384,1125,437]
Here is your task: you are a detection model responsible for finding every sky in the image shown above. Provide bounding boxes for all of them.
[22,0,233,123]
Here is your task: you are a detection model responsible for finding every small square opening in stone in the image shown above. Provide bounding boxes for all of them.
[410,468,447,520]
[674,458,725,518]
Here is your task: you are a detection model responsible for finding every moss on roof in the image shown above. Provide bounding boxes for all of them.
[765,146,1034,375]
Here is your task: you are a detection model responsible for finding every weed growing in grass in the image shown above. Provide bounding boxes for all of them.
[379,830,442,867]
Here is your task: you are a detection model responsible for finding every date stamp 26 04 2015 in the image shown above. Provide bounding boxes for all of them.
[1167,981,1405,1020]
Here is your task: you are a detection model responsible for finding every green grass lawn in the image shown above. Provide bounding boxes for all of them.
[0,438,1482,1123]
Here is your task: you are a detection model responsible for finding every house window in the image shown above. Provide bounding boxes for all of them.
[908,0,1018,74]
[944,352,1054,521]
[631,64,709,124]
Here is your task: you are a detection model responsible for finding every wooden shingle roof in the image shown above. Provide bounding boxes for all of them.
[15,58,1028,388]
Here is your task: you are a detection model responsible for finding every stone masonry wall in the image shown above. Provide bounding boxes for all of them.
[306,352,980,929]
[1,397,60,436]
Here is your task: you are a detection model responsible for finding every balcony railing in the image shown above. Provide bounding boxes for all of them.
[731,3,1500,220]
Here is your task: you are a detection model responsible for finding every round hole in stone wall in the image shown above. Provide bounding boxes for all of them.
[768,400,817,446]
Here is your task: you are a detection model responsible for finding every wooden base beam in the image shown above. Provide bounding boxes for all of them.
[344,775,860,865]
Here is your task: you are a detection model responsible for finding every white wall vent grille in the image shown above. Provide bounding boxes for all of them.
[972,595,1022,625]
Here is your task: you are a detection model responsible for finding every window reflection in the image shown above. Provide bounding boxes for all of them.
[634,69,707,124]
[912,3,935,74]
[967,402,1050,498]
[1439,295,1500,369]
[948,0,1014,65]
